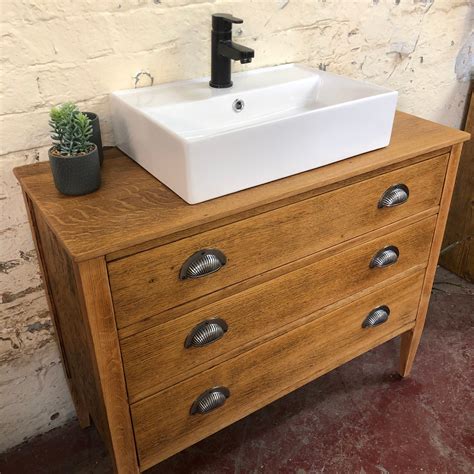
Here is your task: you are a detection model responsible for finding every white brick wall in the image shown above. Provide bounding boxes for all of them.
[0,0,471,452]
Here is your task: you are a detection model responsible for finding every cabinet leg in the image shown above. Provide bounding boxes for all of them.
[77,409,91,428]
[70,389,91,428]
[400,329,418,377]
[399,143,463,378]
[76,258,140,473]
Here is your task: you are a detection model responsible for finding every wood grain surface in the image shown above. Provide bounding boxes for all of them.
[400,143,465,376]
[30,203,93,428]
[75,259,139,473]
[14,112,468,262]
[118,208,439,338]
[121,216,436,402]
[131,272,424,469]
[109,154,447,328]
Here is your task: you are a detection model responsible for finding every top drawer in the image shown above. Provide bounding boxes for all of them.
[109,154,448,328]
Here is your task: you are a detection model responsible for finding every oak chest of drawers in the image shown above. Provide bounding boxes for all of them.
[15,112,469,473]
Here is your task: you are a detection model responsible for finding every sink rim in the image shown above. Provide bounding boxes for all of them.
[112,63,396,101]
[111,63,397,143]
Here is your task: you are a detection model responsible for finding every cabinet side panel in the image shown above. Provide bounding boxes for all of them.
[31,202,139,472]
[439,92,474,282]
[32,203,106,432]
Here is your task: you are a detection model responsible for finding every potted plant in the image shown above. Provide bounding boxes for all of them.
[83,111,104,165]
[49,102,101,196]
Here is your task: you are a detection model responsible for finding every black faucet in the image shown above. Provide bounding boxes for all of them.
[209,14,255,88]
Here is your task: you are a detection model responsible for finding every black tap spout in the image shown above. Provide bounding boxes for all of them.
[217,41,254,64]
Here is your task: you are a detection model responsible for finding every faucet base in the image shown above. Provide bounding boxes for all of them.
[209,80,233,88]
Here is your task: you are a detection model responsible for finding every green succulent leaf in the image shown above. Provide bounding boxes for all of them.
[49,102,94,156]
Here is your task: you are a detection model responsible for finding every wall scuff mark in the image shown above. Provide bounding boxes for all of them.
[455,32,473,81]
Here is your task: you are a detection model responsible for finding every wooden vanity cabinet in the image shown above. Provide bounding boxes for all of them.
[14,112,469,473]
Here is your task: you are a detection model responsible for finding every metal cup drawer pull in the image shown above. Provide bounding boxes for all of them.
[184,318,228,348]
[362,305,390,328]
[190,386,230,415]
[179,249,227,280]
[370,245,399,268]
[378,183,409,208]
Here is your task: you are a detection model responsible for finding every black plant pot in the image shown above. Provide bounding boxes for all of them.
[49,145,101,196]
[84,112,104,165]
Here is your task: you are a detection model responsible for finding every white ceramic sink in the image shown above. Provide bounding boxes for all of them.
[110,64,397,204]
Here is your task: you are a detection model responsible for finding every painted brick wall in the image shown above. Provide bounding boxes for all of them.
[0,0,472,452]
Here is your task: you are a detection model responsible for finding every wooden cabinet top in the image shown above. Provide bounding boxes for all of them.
[14,112,469,262]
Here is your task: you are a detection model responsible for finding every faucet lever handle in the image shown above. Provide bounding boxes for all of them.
[212,13,243,31]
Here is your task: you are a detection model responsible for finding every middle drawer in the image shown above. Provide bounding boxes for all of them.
[121,215,436,402]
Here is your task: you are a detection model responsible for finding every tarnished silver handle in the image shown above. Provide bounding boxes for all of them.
[184,319,228,348]
[370,245,399,268]
[179,249,227,280]
[362,305,390,328]
[378,184,409,208]
[190,387,230,415]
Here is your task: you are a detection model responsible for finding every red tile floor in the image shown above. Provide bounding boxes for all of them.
[1,267,473,474]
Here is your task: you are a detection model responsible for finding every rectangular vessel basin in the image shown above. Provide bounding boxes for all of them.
[110,64,397,204]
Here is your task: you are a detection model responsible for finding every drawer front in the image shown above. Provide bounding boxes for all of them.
[131,271,424,469]
[109,154,447,329]
[122,216,436,400]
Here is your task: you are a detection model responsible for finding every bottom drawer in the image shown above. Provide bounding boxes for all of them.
[132,272,424,469]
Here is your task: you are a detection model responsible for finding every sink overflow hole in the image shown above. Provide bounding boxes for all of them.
[232,99,245,113]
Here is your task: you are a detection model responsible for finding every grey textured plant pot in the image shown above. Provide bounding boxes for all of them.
[84,112,104,165]
[49,145,101,196]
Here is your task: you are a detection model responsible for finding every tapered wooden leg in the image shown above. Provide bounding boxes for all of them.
[400,329,417,377]
[74,395,91,428]
[399,143,463,377]
[77,411,91,428]
[67,385,91,428]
